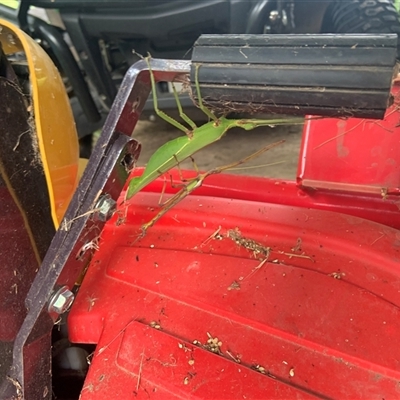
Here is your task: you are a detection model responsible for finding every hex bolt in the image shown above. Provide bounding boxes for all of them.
[95,195,117,222]
[48,286,75,314]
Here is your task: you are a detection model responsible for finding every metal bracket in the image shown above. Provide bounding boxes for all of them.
[0,58,190,399]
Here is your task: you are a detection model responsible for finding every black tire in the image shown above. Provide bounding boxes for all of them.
[321,0,400,56]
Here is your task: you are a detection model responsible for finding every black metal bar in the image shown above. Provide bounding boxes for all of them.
[0,58,190,399]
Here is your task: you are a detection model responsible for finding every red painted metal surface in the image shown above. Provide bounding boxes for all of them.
[129,170,400,230]
[298,87,400,196]
[68,88,400,399]
[69,188,400,398]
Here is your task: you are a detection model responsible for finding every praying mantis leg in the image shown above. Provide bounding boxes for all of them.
[171,82,197,132]
[146,56,190,135]
[126,57,306,200]
[140,140,284,235]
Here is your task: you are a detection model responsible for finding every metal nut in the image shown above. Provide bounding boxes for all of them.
[48,286,75,314]
[96,195,116,222]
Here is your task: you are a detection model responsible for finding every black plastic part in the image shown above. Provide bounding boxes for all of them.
[34,21,101,123]
[17,0,31,33]
[0,4,20,24]
[57,0,232,108]
[245,0,274,34]
[58,0,230,58]
[229,0,255,34]
[61,13,118,108]
[0,4,101,124]
[0,43,19,84]
[191,34,397,119]
[29,0,187,8]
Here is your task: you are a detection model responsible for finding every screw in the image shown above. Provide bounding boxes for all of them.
[95,195,116,222]
[48,286,74,314]
[269,10,280,22]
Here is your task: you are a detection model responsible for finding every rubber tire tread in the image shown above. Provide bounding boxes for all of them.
[322,0,400,56]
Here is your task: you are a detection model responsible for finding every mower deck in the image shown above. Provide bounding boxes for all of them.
[69,175,400,399]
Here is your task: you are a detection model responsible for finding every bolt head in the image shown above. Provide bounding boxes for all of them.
[96,195,116,222]
[49,287,74,314]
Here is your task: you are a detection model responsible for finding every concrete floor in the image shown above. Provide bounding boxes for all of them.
[133,116,304,181]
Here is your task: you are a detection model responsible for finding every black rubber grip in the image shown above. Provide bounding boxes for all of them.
[191,34,398,119]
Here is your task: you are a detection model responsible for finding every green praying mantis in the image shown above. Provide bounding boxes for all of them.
[140,141,284,235]
[125,56,307,233]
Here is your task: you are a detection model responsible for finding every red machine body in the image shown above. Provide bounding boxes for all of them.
[68,90,400,399]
